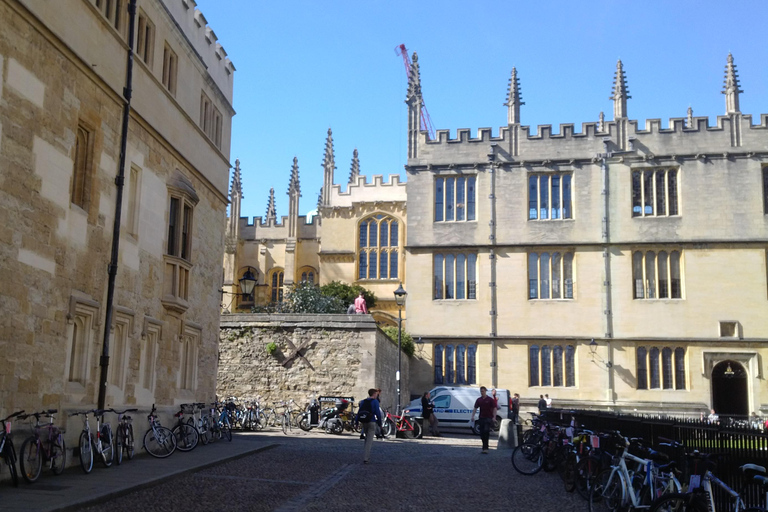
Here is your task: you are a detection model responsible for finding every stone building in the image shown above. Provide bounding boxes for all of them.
[404,54,768,417]
[226,53,768,417]
[223,129,407,326]
[0,0,234,428]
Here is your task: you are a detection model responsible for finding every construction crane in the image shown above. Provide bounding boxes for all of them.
[395,44,435,140]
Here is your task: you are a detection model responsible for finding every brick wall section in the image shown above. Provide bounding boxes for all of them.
[218,314,410,411]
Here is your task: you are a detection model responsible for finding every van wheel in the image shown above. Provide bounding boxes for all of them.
[493,417,501,431]
[472,422,480,435]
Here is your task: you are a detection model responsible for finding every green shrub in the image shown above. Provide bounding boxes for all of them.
[381,325,415,357]
[320,281,376,311]
[253,281,346,314]
[265,341,277,355]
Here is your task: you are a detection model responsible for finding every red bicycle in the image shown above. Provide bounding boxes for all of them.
[382,409,422,439]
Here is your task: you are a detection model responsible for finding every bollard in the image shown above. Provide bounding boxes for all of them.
[496,419,516,449]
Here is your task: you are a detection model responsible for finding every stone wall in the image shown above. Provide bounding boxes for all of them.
[218,314,410,411]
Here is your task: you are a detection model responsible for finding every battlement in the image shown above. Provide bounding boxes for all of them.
[328,174,407,208]
[165,0,235,104]
[414,113,768,164]
[238,213,320,242]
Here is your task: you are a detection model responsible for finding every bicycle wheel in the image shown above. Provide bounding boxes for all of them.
[511,442,544,475]
[402,417,421,439]
[649,492,707,512]
[298,413,312,432]
[561,452,578,493]
[172,423,199,452]
[201,416,212,444]
[575,455,601,501]
[282,414,290,435]
[20,437,43,483]
[5,439,19,487]
[325,418,343,435]
[78,432,93,474]
[99,429,113,467]
[115,426,124,465]
[220,419,232,442]
[50,439,66,475]
[124,424,135,460]
[383,418,396,438]
[589,469,625,512]
[143,426,177,458]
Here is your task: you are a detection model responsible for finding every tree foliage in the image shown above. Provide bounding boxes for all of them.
[320,281,376,310]
[380,325,415,357]
[252,281,346,314]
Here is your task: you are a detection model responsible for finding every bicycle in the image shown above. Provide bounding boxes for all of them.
[281,399,295,435]
[111,408,137,465]
[589,433,681,512]
[209,401,232,442]
[172,406,199,452]
[143,404,176,458]
[649,452,768,512]
[184,403,211,445]
[71,409,114,473]
[382,410,422,439]
[1,410,24,487]
[18,409,66,483]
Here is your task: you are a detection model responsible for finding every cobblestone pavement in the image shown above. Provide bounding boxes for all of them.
[79,429,586,512]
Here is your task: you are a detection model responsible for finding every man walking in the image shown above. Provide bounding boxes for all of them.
[470,386,497,454]
[356,388,382,463]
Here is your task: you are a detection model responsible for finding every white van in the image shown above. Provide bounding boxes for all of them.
[403,386,511,435]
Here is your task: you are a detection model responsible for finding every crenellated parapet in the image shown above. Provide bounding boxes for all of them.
[237,213,320,242]
[324,174,407,210]
[165,0,235,107]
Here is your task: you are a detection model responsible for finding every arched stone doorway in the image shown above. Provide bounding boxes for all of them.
[711,360,748,416]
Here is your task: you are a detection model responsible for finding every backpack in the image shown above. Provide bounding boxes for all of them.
[357,398,373,423]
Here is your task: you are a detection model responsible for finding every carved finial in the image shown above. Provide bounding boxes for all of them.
[686,107,694,128]
[265,187,276,223]
[598,111,605,132]
[349,148,360,183]
[722,53,743,114]
[504,67,524,125]
[407,52,422,102]
[317,187,323,210]
[610,60,630,119]
[230,159,242,198]
[288,157,300,195]
[321,128,335,206]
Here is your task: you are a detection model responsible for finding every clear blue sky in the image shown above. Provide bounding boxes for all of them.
[195,0,768,220]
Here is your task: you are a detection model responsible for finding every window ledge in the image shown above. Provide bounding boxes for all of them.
[161,294,190,314]
[528,299,575,302]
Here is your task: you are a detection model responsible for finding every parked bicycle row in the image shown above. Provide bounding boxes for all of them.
[220,395,423,439]
[511,412,768,511]
[0,402,235,487]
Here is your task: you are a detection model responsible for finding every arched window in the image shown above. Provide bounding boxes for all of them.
[269,269,284,302]
[674,348,686,390]
[649,347,660,388]
[541,345,551,386]
[299,266,317,285]
[434,345,443,384]
[456,345,466,384]
[529,345,539,386]
[467,344,477,384]
[636,347,648,389]
[552,345,563,386]
[662,347,673,389]
[445,345,454,384]
[358,214,401,280]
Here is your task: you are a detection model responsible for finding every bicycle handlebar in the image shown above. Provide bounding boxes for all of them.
[110,408,138,415]
[1,410,25,422]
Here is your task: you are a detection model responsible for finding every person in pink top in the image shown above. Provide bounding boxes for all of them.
[354,292,368,314]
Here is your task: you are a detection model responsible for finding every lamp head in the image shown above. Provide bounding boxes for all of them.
[238,267,258,296]
[589,338,598,355]
[393,283,407,306]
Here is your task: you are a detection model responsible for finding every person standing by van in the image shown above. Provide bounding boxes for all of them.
[470,386,497,454]
[511,393,520,424]
[538,395,547,414]
[421,391,440,436]
[356,388,382,463]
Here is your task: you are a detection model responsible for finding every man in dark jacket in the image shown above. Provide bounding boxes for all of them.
[356,388,382,463]
[421,391,439,436]
[511,393,520,424]
[538,394,547,414]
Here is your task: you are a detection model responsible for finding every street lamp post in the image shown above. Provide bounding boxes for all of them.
[393,283,407,414]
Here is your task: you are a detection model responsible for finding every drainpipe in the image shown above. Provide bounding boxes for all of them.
[488,146,498,388]
[599,152,615,405]
[97,0,137,410]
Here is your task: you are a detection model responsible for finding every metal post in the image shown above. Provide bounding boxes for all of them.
[97,0,137,410]
[397,305,402,414]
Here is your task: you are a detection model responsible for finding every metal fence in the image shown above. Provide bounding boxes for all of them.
[543,409,768,509]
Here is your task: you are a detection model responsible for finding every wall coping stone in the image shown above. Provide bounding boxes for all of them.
[220,313,377,330]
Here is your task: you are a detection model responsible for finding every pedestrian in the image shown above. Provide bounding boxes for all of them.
[356,388,382,464]
[491,388,499,409]
[538,394,547,414]
[354,292,368,314]
[511,393,520,425]
[707,409,719,424]
[422,391,440,436]
[375,388,387,439]
[545,394,552,408]
[470,386,497,454]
